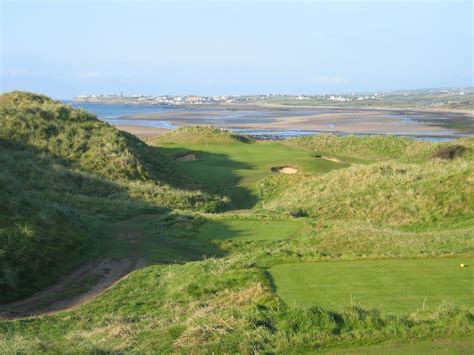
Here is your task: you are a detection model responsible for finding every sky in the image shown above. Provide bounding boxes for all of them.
[1,0,472,99]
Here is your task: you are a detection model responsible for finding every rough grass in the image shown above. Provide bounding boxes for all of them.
[154,125,251,144]
[258,158,473,228]
[0,92,223,301]
[283,134,474,163]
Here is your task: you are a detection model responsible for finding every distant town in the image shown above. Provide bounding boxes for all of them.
[74,93,388,105]
[74,88,473,111]
[75,93,233,105]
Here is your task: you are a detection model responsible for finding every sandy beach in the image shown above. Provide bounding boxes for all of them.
[117,107,473,137]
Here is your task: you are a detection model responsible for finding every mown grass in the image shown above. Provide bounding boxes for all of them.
[270,257,474,313]
[196,218,303,242]
[324,335,474,354]
[151,126,346,209]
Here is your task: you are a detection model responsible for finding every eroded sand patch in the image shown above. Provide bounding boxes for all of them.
[312,154,344,163]
[271,166,299,174]
[0,221,146,319]
[321,156,343,163]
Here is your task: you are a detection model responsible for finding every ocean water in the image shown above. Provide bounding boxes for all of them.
[66,101,179,119]
[104,119,176,129]
[66,101,180,129]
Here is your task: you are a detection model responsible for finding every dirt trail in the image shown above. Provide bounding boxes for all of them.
[0,229,146,319]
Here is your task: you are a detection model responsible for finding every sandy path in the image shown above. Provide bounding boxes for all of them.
[0,230,145,319]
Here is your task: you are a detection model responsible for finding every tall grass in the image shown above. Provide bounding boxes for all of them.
[0,92,224,301]
[283,134,474,163]
[258,158,473,228]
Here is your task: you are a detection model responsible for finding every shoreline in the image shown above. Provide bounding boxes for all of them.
[111,108,472,138]
[74,100,474,116]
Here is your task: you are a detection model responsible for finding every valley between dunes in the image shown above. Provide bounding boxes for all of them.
[0,92,473,353]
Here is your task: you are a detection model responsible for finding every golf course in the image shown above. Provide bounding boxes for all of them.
[0,92,473,353]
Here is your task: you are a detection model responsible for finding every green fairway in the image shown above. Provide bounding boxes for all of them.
[323,336,474,355]
[156,140,347,208]
[196,218,303,242]
[270,257,474,313]
[100,214,222,264]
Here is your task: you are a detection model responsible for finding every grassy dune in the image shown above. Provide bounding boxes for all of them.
[0,93,222,301]
[258,159,473,228]
[284,134,474,163]
[0,94,473,353]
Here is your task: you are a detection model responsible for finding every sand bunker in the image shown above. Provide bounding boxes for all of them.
[271,166,299,174]
[175,153,197,161]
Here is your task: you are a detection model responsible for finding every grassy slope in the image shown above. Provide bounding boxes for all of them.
[258,159,473,228]
[257,135,474,230]
[282,134,474,163]
[0,93,222,302]
[0,114,473,352]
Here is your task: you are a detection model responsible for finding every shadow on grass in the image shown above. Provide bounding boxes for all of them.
[153,145,259,210]
[0,140,236,305]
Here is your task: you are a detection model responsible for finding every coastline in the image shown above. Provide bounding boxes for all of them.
[113,107,472,138]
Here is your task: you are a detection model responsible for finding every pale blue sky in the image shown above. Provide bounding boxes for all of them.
[1,0,472,98]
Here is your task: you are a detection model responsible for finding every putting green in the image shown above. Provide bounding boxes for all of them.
[196,219,303,242]
[269,257,474,313]
[158,141,347,208]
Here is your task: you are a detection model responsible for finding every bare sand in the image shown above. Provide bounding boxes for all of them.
[320,156,344,163]
[146,112,440,135]
[0,229,145,319]
[117,125,169,138]
[116,107,472,137]
[271,166,299,174]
